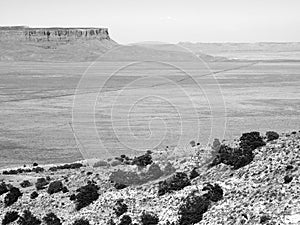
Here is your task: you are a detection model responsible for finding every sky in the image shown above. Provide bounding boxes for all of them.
[0,0,299,44]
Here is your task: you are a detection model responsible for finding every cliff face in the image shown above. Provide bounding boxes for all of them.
[0,26,111,42]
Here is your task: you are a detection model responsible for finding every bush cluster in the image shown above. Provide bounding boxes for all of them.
[114,199,128,217]
[47,181,63,195]
[178,192,210,225]
[266,131,279,142]
[189,168,199,180]
[74,183,99,210]
[20,180,32,188]
[2,167,44,175]
[119,215,132,225]
[30,191,39,199]
[158,172,191,196]
[141,212,159,225]
[132,152,153,167]
[48,163,83,172]
[18,210,41,225]
[209,131,265,170]
[2,211,19,225]
[4,186,22,207]
[202,183,223,202]
[0,182,9,195]
[43,212,62,225]
[35,177,49,190]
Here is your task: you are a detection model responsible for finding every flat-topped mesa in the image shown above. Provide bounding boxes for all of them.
[0,26,111,42]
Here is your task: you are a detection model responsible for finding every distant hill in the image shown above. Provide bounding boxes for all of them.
[179,42,300,61]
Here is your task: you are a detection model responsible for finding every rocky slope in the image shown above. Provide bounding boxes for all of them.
[0,131,299,224]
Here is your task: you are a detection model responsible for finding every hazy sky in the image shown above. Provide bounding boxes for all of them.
[0,0,299,44]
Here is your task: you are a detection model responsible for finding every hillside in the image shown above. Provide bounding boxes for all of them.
[0,131,299,224]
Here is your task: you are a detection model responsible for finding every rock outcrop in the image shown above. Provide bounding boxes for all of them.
[0,26,110,42]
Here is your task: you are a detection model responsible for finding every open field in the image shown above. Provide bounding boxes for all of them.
[0,60,299,167]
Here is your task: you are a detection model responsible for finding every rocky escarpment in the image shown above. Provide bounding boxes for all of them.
[0,26,110,42]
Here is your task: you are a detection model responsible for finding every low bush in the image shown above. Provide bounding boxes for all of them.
[2,211,19,225]
[209,145,254,170]
[74,183,99,210]
[266,131,279,142]
[110,160,122,167]
[62,186,69,193]
[240,131,265,150]
[72,218,90,225]
[158,172,191,196]
[0,182,9,195]
[30,191,39,199]
[43,212,62,225]
[141,212,159,225]
[132,152,153,167]
[18,210,41,225]
[114,182,128,190]
[189,168,199,180]
[119,215,132,225]
[4,187,22,207]
[144,163,163,181]
[32,167,44,173]
[202,183,223,202]
[48,163,83,172]
[47,181,63,195]
[20,180,32,188]
[35,178,48,190]
[93,160,109,167]
[178,192,210,225]
[114,199,128,217]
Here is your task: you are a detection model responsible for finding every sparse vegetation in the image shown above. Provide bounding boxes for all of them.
[20,180,32,188]
[132,152,153,167]
[202,183,223,202]
[0,182,9,195]
[35,177,49,190]
[119,215,132,225]
[30,191,39,199]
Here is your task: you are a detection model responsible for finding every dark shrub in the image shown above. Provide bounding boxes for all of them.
[114,199,128,217]
[75,183,99,210]
[132,152,152,167]
[178,192,210,225]
[286,165,293,171]
[266,131,279,142]
[260,215,270,224]
[62,186,69,193]
[0,182,9,195]
[30,191,39,199]
[70,194,76,201]
[35,178,48,190]
[141,212,159,225]
[158,172,191,196]
[48,163,83,172]
[114,182,128,190]
[33,163,38,166]
[2,211,19,225]
[4,187,22,207]
[119,215,132,225]
[47,181,63,195]
[32,167,44,173]
[209,145,254,170]
[18,210,41,225]
[107,218,116,225]
[43,212,62,225]
[86,172,93,176]
[284,175,293,184]
[240,132,265,150]
[72,218,90,225]
[202,183,223,202]
[189,168,199,180]
[20,180,32,188]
